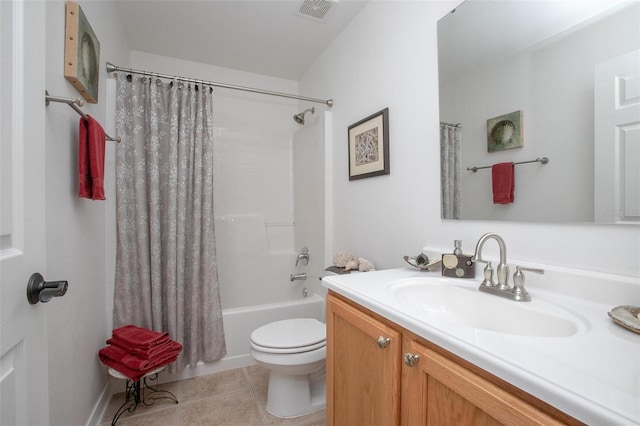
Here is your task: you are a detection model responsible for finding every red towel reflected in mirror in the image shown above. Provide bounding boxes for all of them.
[492,162,514,204]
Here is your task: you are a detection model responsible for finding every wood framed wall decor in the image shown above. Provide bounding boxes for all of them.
[348,108,390,180]
[64,1,100,103]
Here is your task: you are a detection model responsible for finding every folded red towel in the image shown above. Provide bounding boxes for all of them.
[98,351,178,382]
[107,337,182,360]
[112,325,170,349]
[99,344,154,371]
[492,162,514,204]
[98,340,183,381]
[78,115,106,200]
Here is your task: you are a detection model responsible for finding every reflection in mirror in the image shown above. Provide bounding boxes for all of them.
[438,1,640,224]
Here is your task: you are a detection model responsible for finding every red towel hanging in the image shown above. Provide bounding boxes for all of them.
[78,115,106,200]
[492,162,514,204]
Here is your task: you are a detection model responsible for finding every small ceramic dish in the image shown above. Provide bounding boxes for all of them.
[403,255,441,271]
[608,305,640,334]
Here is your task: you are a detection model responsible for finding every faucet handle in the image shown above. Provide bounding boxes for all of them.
[516,266,545,274]
[511,266,544,302]
[480,261,495,287]
[295,246,310,267]
[473,259,495,287]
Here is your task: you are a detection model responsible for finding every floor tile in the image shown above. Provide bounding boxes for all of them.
[179,388,264,426]
[113,407,179,426]
[102,380,180,424]
[102,365,325,426]
[181,367,251,403]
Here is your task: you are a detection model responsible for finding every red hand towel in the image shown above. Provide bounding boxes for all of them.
[98,340,182,381]
[107,337,183,360]
[78,115,106,200]
[492,162,514,204]
[112,325,170,349]
[99,344,154,371]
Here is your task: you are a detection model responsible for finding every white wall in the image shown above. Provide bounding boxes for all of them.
[300,1,640,278]
[44,1,129,424]
[440,4,639,222]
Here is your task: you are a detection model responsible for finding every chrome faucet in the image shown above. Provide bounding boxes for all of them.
[472,233,542,302]
[295,247,309,267]
[472,233,510,290]
[292,247,309,282]
[290,273,307,282]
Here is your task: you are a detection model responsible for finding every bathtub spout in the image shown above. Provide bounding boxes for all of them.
[290,273,307,282]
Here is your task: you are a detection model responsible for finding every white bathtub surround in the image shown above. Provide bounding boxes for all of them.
[323,266,640,425]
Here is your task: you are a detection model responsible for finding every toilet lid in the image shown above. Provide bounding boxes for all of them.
[250,318,326,350]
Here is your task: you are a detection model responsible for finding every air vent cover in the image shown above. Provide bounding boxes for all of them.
[298,0,335,20]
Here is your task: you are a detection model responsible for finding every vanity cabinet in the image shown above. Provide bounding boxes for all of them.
[326,292,582,426]
[326,291,402,425]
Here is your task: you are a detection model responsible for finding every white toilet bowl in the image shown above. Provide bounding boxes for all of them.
[250,318,326,418]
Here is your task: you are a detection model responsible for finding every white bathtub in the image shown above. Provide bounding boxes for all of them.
[158,293,325,383]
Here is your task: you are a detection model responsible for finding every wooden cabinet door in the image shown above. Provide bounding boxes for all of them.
[401,337,565,426]
[327,293,402,426]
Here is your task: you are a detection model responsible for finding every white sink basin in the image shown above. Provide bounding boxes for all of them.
[387,277,582,337]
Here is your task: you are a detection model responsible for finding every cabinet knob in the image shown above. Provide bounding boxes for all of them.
[403,352,420,367]
[376,336,391,349]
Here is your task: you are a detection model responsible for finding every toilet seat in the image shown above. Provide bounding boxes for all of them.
[250,318,326,354]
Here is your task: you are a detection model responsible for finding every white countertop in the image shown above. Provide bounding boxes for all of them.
[322,267,640,425]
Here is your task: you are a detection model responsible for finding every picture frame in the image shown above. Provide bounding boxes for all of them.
[64,1,100,104]
[487,110,523,152]
[348,108,390,180]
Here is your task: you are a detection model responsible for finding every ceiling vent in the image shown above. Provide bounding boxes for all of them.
[298,0,336,20]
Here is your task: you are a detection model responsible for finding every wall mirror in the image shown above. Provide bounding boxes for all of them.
[438,0,639,224]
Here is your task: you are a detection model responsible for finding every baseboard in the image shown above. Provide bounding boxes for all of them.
[86,382,112,426]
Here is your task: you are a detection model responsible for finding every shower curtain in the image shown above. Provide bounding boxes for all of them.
[440,123,461,220]
[113,73,226,370]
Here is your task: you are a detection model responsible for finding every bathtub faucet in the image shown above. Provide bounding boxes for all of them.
[290,273,307,282]
[295,247,309,267]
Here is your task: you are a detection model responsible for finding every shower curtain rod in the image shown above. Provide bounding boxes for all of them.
[106,62,333,107]
[440,121,461,128]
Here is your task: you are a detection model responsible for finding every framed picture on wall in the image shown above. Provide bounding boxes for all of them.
[487,110,523,152]
[348,108,390,180]
[64,1,100,104]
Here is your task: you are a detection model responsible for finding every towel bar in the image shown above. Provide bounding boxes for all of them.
[467,157,549,173]
[45,91,120,142]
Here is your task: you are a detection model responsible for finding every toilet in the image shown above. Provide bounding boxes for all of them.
[250,318,326,418]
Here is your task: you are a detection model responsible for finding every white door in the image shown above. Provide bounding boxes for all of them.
[0,2,49,424]
[594,50,640,224]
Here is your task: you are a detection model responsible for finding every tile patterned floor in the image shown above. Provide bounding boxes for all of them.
[101,365,325,426]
